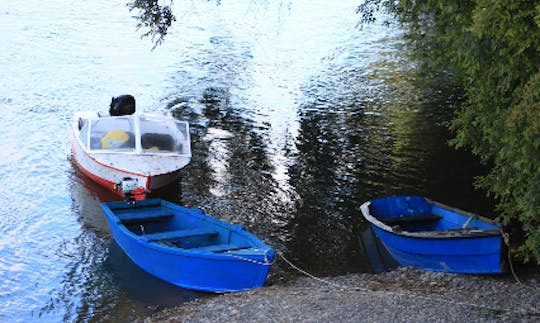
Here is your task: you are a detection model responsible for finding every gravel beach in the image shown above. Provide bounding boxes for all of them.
[142,265,540,322]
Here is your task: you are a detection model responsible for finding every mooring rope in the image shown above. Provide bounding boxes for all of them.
[501,231,524,285]
[225,250,276,266]
[276,251,540,319]
[277,251,352,290]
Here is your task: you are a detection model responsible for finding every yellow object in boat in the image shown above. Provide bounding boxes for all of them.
[102,130,129,149]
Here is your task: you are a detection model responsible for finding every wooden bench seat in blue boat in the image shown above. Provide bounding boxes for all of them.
[189,243,250,253]
[117,209,174,223]
[377,214,442,225]
[143,228,219,242]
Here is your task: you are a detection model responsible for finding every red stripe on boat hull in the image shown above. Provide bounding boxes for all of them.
[70,136,181,197]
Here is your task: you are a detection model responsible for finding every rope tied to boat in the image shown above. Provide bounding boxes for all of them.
[276,250,540,319]
[501,230,523,285]
[224,250,276,266]
[277,251,352,290]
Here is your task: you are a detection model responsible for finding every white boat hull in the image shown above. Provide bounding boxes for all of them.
[70,112,191,196]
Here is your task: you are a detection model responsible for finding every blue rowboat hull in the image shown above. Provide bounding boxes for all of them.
[360,196,506,274]
[371,227,504,273]
[101,199,275,292]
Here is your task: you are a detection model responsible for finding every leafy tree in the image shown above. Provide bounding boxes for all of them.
[128,0,176,49]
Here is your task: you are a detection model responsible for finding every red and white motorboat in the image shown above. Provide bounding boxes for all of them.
[70,107,191,198]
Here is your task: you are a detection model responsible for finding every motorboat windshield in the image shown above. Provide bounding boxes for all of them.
[78,114,191,156]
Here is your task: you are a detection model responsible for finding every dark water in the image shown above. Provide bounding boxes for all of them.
[0,1,493,321]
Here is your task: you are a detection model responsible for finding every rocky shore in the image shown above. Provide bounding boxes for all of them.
[142,266,539,322]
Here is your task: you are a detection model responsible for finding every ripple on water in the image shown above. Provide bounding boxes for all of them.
[0,0,497,321]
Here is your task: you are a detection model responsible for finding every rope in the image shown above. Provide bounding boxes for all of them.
[225,250,275,266]
[501,231,523,285]
[276,251,540,319]
[277,251,352,290]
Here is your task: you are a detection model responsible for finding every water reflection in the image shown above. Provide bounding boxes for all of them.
[281,35,492,276]
[38,168,201,322]
[170,86,286,231]
[143,3,491,281]
[104,242,201,307]
[0,0,497,320]
[36,170,115,321]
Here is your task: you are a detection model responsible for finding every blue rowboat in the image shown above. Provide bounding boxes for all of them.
[360,196,507,274]
[100,198,275,292]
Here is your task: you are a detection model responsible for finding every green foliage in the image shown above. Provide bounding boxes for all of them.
[127,0,224,49]
[128,0,176,49]
[359,0,540,263]
[452,1,540,264]
[483,72,540,263]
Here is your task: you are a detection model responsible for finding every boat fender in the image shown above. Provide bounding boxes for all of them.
[110,94,135,116]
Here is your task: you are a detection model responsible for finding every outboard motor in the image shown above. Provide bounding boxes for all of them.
[110,94,136,116]
[114,177,148,202]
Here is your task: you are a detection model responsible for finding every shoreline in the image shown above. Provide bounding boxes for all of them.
[142,266,540,322]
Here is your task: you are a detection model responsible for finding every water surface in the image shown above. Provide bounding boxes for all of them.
[0,1,491,321]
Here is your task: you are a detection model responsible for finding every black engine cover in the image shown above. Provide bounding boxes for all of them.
[109,95,136,116]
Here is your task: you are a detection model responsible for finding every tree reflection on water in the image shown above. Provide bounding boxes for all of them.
[127,1,492,280]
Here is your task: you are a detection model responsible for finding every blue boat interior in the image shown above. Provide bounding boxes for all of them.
[369,196,499,233]
[114,204,255,253]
